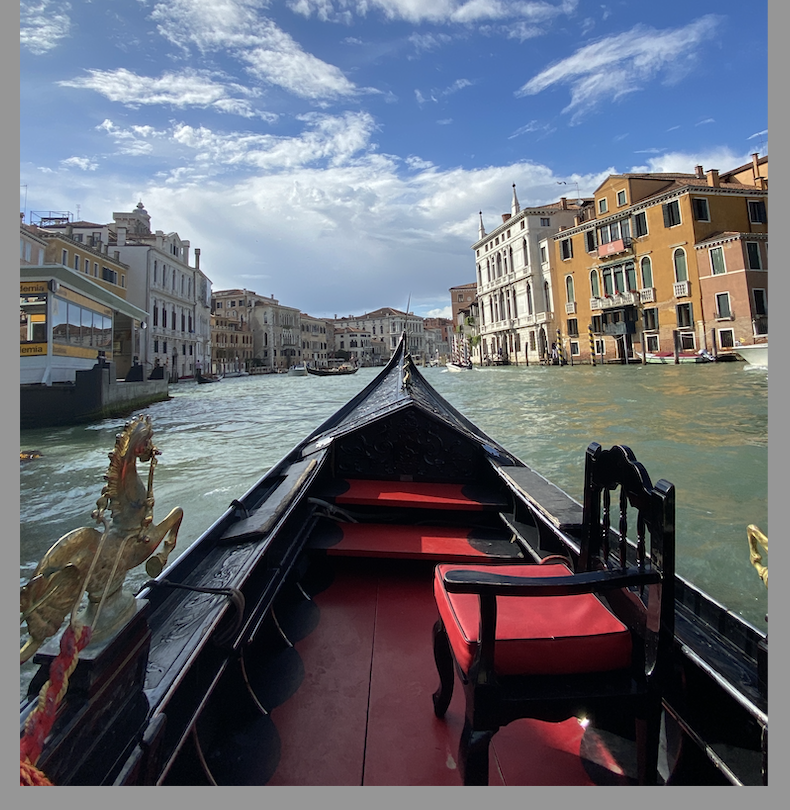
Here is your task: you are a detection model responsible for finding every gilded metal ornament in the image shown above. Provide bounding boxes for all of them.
[20,415,183,662]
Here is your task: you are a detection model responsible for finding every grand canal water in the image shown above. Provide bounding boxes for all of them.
[19,360,768,698]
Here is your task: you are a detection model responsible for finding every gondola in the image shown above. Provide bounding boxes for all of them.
[195,369,221,384]
[306,364,358,376]
[20,334,767,786]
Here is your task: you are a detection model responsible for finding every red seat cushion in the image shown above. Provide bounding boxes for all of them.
[434,562,632,676]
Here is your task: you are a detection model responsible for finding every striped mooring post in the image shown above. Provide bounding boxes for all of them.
[588,324,595,366]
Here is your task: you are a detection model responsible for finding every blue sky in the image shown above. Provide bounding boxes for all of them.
[19,1,768,319]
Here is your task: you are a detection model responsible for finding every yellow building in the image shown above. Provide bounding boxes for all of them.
[551,155,767,363]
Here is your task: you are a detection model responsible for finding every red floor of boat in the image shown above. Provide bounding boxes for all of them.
[266,557,606,786]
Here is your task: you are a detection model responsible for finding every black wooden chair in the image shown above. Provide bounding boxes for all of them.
[432,442,675,785]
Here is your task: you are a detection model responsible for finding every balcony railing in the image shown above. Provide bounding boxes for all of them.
[674,280,691,298]
[565,301,577,314]
[714,310,735,321]
[590,292,637,310]
[639,287,656,303]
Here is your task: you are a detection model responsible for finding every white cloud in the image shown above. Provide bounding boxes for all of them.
[516,14,723,122]
[748,130,767,140]
[627,148,757,175]
[288,0,578,26]
[20,0,72,54]
[58,68,275,119]
[150,0,359,100]
[60,157,99,171]
[426,306,453,319]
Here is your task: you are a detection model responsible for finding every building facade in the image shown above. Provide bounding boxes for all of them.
[211,289,255,374]
[472,186,589,365]
[20,216,147,384]
[550,156,768,363]
[331,307,425,363]
[300,314,330,367]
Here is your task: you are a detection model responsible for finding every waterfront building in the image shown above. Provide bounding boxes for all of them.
[333,327,372,366]
[300,313,330,367]
[245,295,302,371]
[551,155,768,363]
[20,215,147,384]
[41,203,213,380]
[210,289,255,374]
[423,316,452,363]
[331,307,425,362]
[472,187,590,364]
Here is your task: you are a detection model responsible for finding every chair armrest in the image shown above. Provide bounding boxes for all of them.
[441,567,660,597]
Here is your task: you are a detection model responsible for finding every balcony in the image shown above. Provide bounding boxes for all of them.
[714,309,735,321]
[565,301,577,314]
[674,281,691,298]
[597,237,632,258]
[639,287,656,304]
[591,292,637,310]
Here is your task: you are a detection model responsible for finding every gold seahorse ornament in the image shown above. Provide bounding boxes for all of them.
[20,415,183,663]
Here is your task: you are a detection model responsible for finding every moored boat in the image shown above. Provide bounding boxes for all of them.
[195,369,221,383]
[642,350,715,364]
[287,364,308,376]
[445,359,473,371]
[20,334,766,786]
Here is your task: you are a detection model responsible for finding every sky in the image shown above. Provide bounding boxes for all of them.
[19,0,768,320]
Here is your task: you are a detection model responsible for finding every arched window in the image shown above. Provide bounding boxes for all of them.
[508,246,514,272]
[512,289,518,318]
[477,265,482,286]
[522,238,528,267]
[526,283,533,315]
[486,259,491,283]
[590,270,600,298]
[544,281,551,311]
[640,256,653,289]
[496,253,502,278]
[565,275,575,303]
[674,248,688,282]
[603,269,614,296]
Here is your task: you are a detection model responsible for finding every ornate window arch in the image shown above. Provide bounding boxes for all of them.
[565,275,575,303]
[590,269,600,298]
[673,248,688,282]
[640,256,653,288]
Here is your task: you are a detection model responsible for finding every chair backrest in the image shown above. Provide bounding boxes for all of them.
[581,442,675,672]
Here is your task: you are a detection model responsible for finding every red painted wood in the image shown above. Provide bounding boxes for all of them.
[334,480,498,510]
[325,523,515,562]
[264,558,625,785]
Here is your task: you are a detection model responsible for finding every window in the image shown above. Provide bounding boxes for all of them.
[594,338,605,355]
[602,268,614,296]
[643,307,658,331]
[162,308,167,328]
[540,245,547,263]
[101,266,118,284]
[746,242,762,269]
[154,340,159,353]
[676,303,693,328]
[610,221,620,241]
[616,190,627,207]
[598,224,610,244]
[692,198,710,221]
[590,270,600,298]
[663,200,681,227]
[565,275,575,303]
[613,267,624,294]
[153,306,158,326]
[673,249,688,282]
[634,211,648,237]
[748,200,767,224]
[625,263,637,292]
[543,281,551,311]
[62,249,68,265]
[540,217,550,226]
[93,262,98,277]
[74,254,80,271]
[567,318,578,337]
[753,288,767,315]
[585,230,596,252]
[715,292,732,319]
[678,331,695,351]
[710,246,726,275]
[84,258,90,274]
[645,334,659,352]
[570,341,580,356]
[560,237,573,260]
[598,198,608,214]
[719,329,735,349]
[640,257,652,288]
[592,315,603,333]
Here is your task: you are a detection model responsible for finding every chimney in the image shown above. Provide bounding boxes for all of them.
[560,197,567,209]
[194,248,200,270]
[706,169,720,188]
[752,152,761,185]
[694,165,704,178]
[501,213,511,223]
